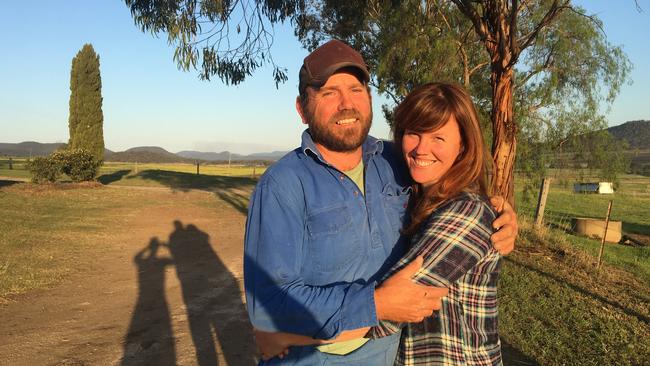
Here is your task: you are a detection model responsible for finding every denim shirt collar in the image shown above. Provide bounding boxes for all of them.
[300,129,384,166]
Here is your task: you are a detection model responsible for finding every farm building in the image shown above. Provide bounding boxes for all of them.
[573,182,614,194]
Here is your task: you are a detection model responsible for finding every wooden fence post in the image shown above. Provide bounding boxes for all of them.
[196,161,200,175]
[534,178,552,228]
[8,157,13,170]
[597,200,614,271]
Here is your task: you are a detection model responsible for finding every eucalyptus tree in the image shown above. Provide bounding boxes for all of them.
[125,0,632,203]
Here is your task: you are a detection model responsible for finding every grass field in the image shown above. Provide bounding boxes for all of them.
[515,171,650,285]
[1,163,649,364]
[0,159,267,183]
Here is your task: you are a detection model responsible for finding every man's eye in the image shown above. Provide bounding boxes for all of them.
[435,137,445,142]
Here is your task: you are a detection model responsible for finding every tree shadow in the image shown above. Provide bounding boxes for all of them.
[622,221,650,236]
[97,169,131,185]
[0,179,22,188]
[127,170,257,214]
[505,257,649,324]
[500,338,539,366]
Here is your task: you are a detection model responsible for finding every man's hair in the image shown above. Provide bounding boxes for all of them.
[393,82,493,236]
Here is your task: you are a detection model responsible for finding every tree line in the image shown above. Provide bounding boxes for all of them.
[124,0,634,204]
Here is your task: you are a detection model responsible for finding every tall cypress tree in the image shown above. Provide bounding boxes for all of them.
[67,44,104,162]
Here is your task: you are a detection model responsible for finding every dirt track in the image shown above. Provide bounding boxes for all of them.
[0,187,258,366]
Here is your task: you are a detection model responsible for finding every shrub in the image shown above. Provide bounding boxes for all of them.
[53,149,102,182]
[26,156,62,183]
[26,149,101,184]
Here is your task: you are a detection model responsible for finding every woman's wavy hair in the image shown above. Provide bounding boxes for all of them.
[393,82,493,236]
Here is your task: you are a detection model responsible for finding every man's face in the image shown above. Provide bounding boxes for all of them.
[298,71,372,153]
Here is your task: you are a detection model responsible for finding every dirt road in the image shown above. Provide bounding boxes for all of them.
[0,187,258,366]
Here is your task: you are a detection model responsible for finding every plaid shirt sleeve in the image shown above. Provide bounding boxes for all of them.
[371,193,496,338]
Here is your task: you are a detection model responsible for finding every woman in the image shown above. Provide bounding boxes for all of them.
[371,81,502,365]
[257,82,502,365]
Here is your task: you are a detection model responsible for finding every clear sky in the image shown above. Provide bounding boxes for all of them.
[1,1,648,154]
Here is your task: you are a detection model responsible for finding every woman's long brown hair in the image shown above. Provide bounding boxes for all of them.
[394,82,493,236]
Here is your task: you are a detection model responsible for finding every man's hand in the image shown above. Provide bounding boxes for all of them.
[490,196,519,255]
[374,256,448,323]
[254,329,291,361]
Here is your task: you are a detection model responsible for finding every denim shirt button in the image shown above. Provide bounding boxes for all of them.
[353,191,358,196]
[339,175,345,180]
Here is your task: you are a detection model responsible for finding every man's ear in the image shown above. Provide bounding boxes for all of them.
[296,96,308,125]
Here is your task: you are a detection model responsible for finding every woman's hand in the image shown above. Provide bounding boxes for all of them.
[254,329,291,361]
[489,196,519,255]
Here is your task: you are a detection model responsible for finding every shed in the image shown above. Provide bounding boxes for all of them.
[573,182,614,194]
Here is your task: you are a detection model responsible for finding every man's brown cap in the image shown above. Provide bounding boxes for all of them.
[298,40,370,95]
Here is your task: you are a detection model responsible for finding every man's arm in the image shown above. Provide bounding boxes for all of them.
[374,256,448,323]
[490,196,518,255]
[244,175,377,340]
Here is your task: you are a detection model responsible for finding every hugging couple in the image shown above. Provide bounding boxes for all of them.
[244,40,518,366]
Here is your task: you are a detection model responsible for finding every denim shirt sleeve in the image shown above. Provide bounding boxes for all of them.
[244,173,377,339]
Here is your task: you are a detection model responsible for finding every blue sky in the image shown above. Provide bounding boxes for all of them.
[1,1,648,154]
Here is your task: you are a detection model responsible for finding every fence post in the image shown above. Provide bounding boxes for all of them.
[8,157,13,170]
[596,200,613,271]
[196,161,200,175]
[534,178,552,228]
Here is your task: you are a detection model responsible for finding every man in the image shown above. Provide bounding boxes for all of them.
[244,40,517,365]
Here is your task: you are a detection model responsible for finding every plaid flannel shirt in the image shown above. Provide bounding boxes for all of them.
[371,192,502,366]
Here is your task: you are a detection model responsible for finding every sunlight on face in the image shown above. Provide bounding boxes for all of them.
[402,115,463,186]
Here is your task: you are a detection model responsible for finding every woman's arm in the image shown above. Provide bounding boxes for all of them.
[254,327,370,360]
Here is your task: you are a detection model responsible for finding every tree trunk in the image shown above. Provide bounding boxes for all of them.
[490,67,517,207]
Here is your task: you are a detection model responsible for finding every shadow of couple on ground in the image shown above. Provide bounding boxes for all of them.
[120,220,257,366]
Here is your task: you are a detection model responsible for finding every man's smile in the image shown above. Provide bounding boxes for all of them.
[335,118,357,125]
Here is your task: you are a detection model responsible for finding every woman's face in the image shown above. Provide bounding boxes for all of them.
[402,115,463,186]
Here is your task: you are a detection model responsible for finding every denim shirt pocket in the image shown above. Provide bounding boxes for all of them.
[306,203,361,273]
[381,183,409,233]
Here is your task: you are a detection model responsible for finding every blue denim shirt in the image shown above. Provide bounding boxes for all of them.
[244,130,411,341]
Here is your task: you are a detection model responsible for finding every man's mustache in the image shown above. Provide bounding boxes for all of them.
[329,110,362,123]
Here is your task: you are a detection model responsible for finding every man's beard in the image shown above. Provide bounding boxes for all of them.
[308,109,373,152]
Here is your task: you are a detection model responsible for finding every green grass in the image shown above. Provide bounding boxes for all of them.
[500,219,649,365]
[515,173,650,284]
[0,184,136,300]
[1,169,648,363]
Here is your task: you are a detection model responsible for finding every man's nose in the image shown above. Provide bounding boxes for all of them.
[338,91,354,110]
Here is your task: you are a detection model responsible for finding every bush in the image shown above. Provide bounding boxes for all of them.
[53,149,102,182]
[26,149,101,183]
[26,156,63,183]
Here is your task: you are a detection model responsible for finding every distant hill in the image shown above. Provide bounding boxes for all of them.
[606,120,650,150]
[0,141,114,157]
[105,146,190,163]
[177,150,288,162]
[247,151,289,160]
[177,150,243,161]
[1,142,287,163]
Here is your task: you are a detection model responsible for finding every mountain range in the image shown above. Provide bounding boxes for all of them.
[2,120,648,163]
[0,143,287,163]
